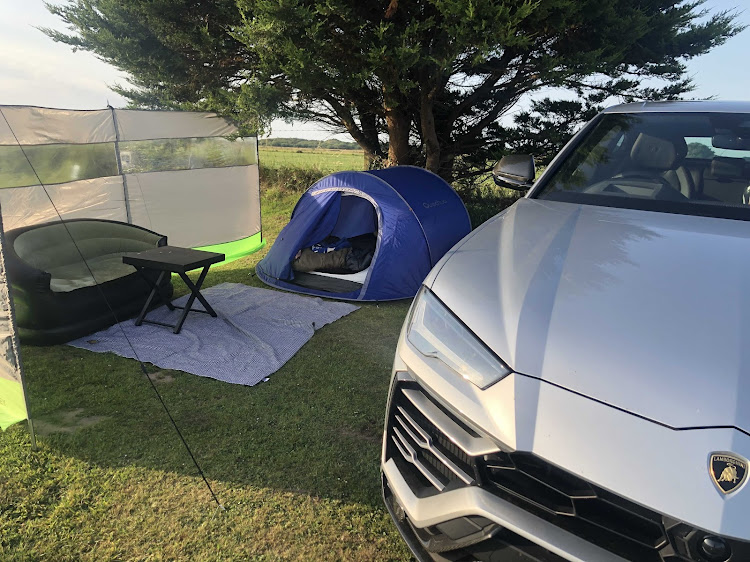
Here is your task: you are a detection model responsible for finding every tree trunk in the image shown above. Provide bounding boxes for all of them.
[357,106,383,169]
[340,119,381,169]
[420,84,440,174]
[363,149,379,169]
[384,103,411,167]
[438,152,455,182]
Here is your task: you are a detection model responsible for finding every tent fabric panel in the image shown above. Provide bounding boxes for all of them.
[257,189,342,281]
[367,166,471,265]
[0,106,115,146]
[254,271,363,301]
[298,170,413,222]
[356,187,431,300]
[364,228,431,299]
[260,170,433,300]
[114,110,237,141]
[329,195,377,239]
[311,174,431,300]
[124,166,259,248]
[0,176,128,231]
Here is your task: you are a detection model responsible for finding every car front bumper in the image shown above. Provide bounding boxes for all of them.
[381,331,750,561]
[383,458,624,562]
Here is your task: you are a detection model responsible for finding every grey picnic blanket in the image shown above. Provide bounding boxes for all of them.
[68,283,359,385]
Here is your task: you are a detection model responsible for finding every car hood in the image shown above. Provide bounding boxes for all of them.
[428,198,750,432]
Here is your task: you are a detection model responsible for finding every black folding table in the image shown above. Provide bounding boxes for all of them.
[122,246,225,334]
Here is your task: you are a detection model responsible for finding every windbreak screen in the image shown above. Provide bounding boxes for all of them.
[120,137,257,173]
[0,143,118,188]
[125,166,260,247]
[0,107,114,145]
[0,106,259,255]
[0,177,128,230]
[114,109,236,141]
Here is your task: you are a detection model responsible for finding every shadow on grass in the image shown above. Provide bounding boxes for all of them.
[17,264,410,511]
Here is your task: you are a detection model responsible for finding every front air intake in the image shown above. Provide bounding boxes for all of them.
[386,381,476,492]
[385,380,682,561]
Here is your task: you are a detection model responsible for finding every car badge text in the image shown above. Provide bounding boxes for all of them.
[710,453,748,495]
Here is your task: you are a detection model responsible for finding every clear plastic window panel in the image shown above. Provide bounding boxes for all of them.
[119,137,257,173]
[0,143,118,188]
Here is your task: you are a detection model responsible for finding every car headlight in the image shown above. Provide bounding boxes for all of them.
[406,287,512,389]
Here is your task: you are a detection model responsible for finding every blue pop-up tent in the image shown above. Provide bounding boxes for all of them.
[256,166,471,301]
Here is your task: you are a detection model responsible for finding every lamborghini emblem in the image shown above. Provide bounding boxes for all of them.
[710,453,748,495]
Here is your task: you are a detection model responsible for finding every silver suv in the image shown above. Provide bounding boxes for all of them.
[381,101,750,562]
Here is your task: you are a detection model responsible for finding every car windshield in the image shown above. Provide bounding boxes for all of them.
[535,112,750,219]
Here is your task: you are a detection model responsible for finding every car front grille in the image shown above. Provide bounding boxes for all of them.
[385,380,680,561]
[480,451,668,561]
[388,383,477,491]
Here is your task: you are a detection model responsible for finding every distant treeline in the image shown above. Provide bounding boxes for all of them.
[259,138,360,150]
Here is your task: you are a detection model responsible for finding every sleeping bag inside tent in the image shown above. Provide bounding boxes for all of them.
[256,166,471,301]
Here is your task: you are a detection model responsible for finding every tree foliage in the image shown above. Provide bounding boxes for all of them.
[686,142,716,159]
[44,0,743,179]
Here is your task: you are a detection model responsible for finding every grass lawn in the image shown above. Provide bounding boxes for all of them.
[0,148,520,561]
[0,173,413,560]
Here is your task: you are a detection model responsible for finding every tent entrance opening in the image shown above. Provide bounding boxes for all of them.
[290,194,377,294]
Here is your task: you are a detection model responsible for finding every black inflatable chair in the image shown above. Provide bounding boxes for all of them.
[4,219,173,345]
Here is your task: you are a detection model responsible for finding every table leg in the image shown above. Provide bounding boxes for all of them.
[135,270,168,326]
[135,268,175,311]
[173,266,215,334]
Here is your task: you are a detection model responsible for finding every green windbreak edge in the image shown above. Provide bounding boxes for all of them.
[194,232,265,264]
[0,377,28,431]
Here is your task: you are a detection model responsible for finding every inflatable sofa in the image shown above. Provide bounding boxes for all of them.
[4,219,173,345]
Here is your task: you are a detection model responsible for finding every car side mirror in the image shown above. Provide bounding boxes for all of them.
[492,154,535,190]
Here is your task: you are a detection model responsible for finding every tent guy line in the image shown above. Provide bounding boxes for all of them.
[0,107,225,511]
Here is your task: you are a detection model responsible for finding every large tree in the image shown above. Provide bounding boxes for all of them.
[44,0,742,179]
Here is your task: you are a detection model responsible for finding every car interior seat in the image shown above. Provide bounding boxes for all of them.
[703,157,748,204]
[628,132,695,199]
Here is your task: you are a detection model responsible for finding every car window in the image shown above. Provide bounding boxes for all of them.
[535,112,750,219]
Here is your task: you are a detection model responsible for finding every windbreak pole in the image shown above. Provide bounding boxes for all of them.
[109,105,132,224]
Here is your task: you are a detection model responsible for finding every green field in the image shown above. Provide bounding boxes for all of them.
[259,146,364,171]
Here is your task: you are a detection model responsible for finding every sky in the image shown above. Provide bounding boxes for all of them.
[1,0,749,141]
